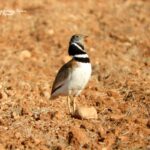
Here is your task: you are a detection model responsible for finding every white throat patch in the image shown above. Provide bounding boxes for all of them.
[72,42,84,51]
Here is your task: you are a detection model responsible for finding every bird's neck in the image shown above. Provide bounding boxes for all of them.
[68,42,90,63]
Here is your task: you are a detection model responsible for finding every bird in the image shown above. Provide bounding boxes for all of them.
[50,34,92,114]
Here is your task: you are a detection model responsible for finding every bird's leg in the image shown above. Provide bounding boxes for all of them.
[67,96,72,114]
[73,96,76,113]
[69,95,77,114]
[69,95,74,114]
[68,91,77,115]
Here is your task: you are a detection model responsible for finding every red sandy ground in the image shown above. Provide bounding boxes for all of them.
[0,0,150,149]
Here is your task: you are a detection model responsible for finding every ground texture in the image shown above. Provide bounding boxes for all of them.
[0,0,150,149]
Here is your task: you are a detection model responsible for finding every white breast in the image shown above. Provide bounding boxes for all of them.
[67,62,92,96]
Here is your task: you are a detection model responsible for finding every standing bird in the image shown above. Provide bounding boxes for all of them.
[50,34,92,114]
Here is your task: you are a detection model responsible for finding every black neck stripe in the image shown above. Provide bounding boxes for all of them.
[74,57,90,63]
[76,43,84,50]
[69,43,86,56]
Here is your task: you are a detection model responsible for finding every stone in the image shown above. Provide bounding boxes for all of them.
[15,132,22,139]
[48,29,54,35]
[19,50,31,60]
[74,106,98,119]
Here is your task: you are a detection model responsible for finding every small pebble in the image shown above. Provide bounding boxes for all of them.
[48,29,54,35]
[19,50,31,60]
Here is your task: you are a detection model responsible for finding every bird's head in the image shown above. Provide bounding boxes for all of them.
[69,34,88,45]
[68,34,88,56]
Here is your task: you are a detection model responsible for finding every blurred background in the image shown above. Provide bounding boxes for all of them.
[0,0,149,149]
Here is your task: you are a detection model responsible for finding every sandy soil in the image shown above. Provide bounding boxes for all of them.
[0,0,150,149]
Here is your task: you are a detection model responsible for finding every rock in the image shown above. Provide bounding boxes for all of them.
[48,29,54,35]
[74,106,98,119]
[15,132,22,139]
[34,138,42,145]
[90,47,96,52]
[19,50,31,60]
[43,91,50,99]
[54,111,63,120]
[12,111,20,119]
[1,91,8,99]
[40,91,50,99]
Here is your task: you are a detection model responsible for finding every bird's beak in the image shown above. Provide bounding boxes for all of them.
[79,34,88,39]
[83,35,88,38]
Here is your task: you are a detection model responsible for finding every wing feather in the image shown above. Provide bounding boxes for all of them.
[51,60,72,95]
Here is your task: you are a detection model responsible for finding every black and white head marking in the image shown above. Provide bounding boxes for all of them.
[68,34,90,63]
